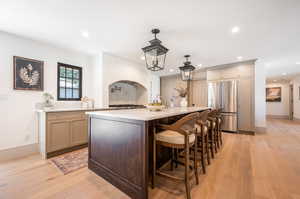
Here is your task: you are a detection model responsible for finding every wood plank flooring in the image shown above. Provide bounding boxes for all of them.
[1,119,300,199]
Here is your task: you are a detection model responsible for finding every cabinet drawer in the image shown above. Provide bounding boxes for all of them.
[47,111,87,121]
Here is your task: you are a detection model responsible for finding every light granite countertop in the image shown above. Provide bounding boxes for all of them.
[86,107,210,121]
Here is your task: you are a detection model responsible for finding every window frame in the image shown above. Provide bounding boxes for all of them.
[57,62,82,101]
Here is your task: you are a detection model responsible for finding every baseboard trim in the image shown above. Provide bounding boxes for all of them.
[293,117,300,122]
[46,143,87,158]
[0,143,39,162]
[266,115,289,119]
[255,126,267,134]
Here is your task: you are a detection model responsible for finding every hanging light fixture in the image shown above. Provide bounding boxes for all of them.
[179,55,195,81]
[142,29,169,71]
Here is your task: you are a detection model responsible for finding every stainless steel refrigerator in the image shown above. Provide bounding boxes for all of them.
[207,80,238,132]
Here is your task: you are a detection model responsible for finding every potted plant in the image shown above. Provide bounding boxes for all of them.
[43,92,54,107]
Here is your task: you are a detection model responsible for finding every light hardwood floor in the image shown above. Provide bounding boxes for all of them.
[1,119,300,199]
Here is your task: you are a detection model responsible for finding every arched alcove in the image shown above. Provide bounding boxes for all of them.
[108,80,148,106]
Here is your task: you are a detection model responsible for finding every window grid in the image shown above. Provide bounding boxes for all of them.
[57,63,82,101]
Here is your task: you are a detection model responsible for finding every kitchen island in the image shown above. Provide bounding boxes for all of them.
[86,107,210,199]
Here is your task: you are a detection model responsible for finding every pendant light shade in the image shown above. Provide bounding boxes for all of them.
[142,29,169,71]
[179,55,195,81]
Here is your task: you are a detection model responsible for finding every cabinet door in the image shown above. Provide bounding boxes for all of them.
[47,121,70,152]
[70,119,88,146]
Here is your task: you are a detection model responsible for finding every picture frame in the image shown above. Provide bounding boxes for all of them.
[266,87,281,102]
[13,56,44,91]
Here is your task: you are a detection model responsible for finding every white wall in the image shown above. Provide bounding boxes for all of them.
[292,77,300,119]
[254,62,266,129]
[0,32,94,151]
[101,53,160,107]
[266,83,290,117]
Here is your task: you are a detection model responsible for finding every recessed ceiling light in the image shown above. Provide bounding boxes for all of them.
[81,30,89,38]
[198,64,202,67]
[237,56,243,60]
[140,56,145,60]
[296,62,300,65]
[282,73,287,75]
[169,69,174,72]
[231,26,240,34]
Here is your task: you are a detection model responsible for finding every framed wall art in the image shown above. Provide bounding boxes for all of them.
[13,56,44,91]
[266,87,281,102]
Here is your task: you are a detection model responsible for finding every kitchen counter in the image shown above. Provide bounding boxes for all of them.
[87,106,210,199]
[86,106,210,121]
[36,107,116,113]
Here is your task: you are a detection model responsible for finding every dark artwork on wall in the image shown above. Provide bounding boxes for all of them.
[266,87,281,102]
[13,56,44,91]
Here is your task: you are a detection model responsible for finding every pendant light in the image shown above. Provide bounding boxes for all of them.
[142,29,169,71]
[179,55,195,81]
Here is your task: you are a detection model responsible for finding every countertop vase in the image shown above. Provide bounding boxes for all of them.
[180,97,188,107]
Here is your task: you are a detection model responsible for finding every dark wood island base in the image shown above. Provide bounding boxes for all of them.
[87,107,209,199]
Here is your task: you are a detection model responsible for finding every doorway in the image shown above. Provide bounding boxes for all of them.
[289,84,294,120]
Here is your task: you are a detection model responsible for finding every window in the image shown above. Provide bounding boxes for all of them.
[57,63,82,101]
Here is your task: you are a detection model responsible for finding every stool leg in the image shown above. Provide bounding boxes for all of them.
[220,129,223,146]
[185,143,191,199]
[151,126,156,189]
[201,135,206,174]
[171,148,175,171]
[175,149,179,168]
[214,129,218,153]
[206,134,210,165]
[210,130,215,159]
[194,139,199,184]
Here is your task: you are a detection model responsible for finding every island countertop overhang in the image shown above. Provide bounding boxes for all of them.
[86,107,211,121]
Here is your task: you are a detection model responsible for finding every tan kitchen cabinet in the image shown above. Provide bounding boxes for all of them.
[42,111,88,158]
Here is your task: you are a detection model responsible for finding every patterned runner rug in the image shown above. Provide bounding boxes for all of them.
[49,148,88,175]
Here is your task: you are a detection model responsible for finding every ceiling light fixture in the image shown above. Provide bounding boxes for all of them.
[142,28,169,71]
[237,56,243,60]
[273,80,277,82]
[231,26,240,34]
[169,69,174,72]
[179,55,195,81]
[81,30,89,38]
[198,64,202,67]
[296,62,300,65]
[282,73,287,75]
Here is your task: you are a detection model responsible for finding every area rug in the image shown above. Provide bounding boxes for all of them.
[49,148,88,175]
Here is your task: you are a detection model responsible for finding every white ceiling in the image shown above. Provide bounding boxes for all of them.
[0,0,299,77]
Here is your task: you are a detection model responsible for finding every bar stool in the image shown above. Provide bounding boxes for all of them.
[215,108,223,148]
[152,112,199,199]
[207,110,218,158]
[194,110,210,174]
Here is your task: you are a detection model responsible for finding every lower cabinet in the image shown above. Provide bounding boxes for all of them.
[70,119,88,146]
[46,111,88,155]
[47,120,71,152]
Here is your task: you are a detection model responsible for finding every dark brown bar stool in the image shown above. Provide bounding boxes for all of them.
[194,110,210,174]
[152,112,199,199]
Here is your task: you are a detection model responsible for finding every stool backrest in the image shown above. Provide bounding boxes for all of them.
[208,109,217,117]
[167,112,199,136]
[197,110,210,123]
